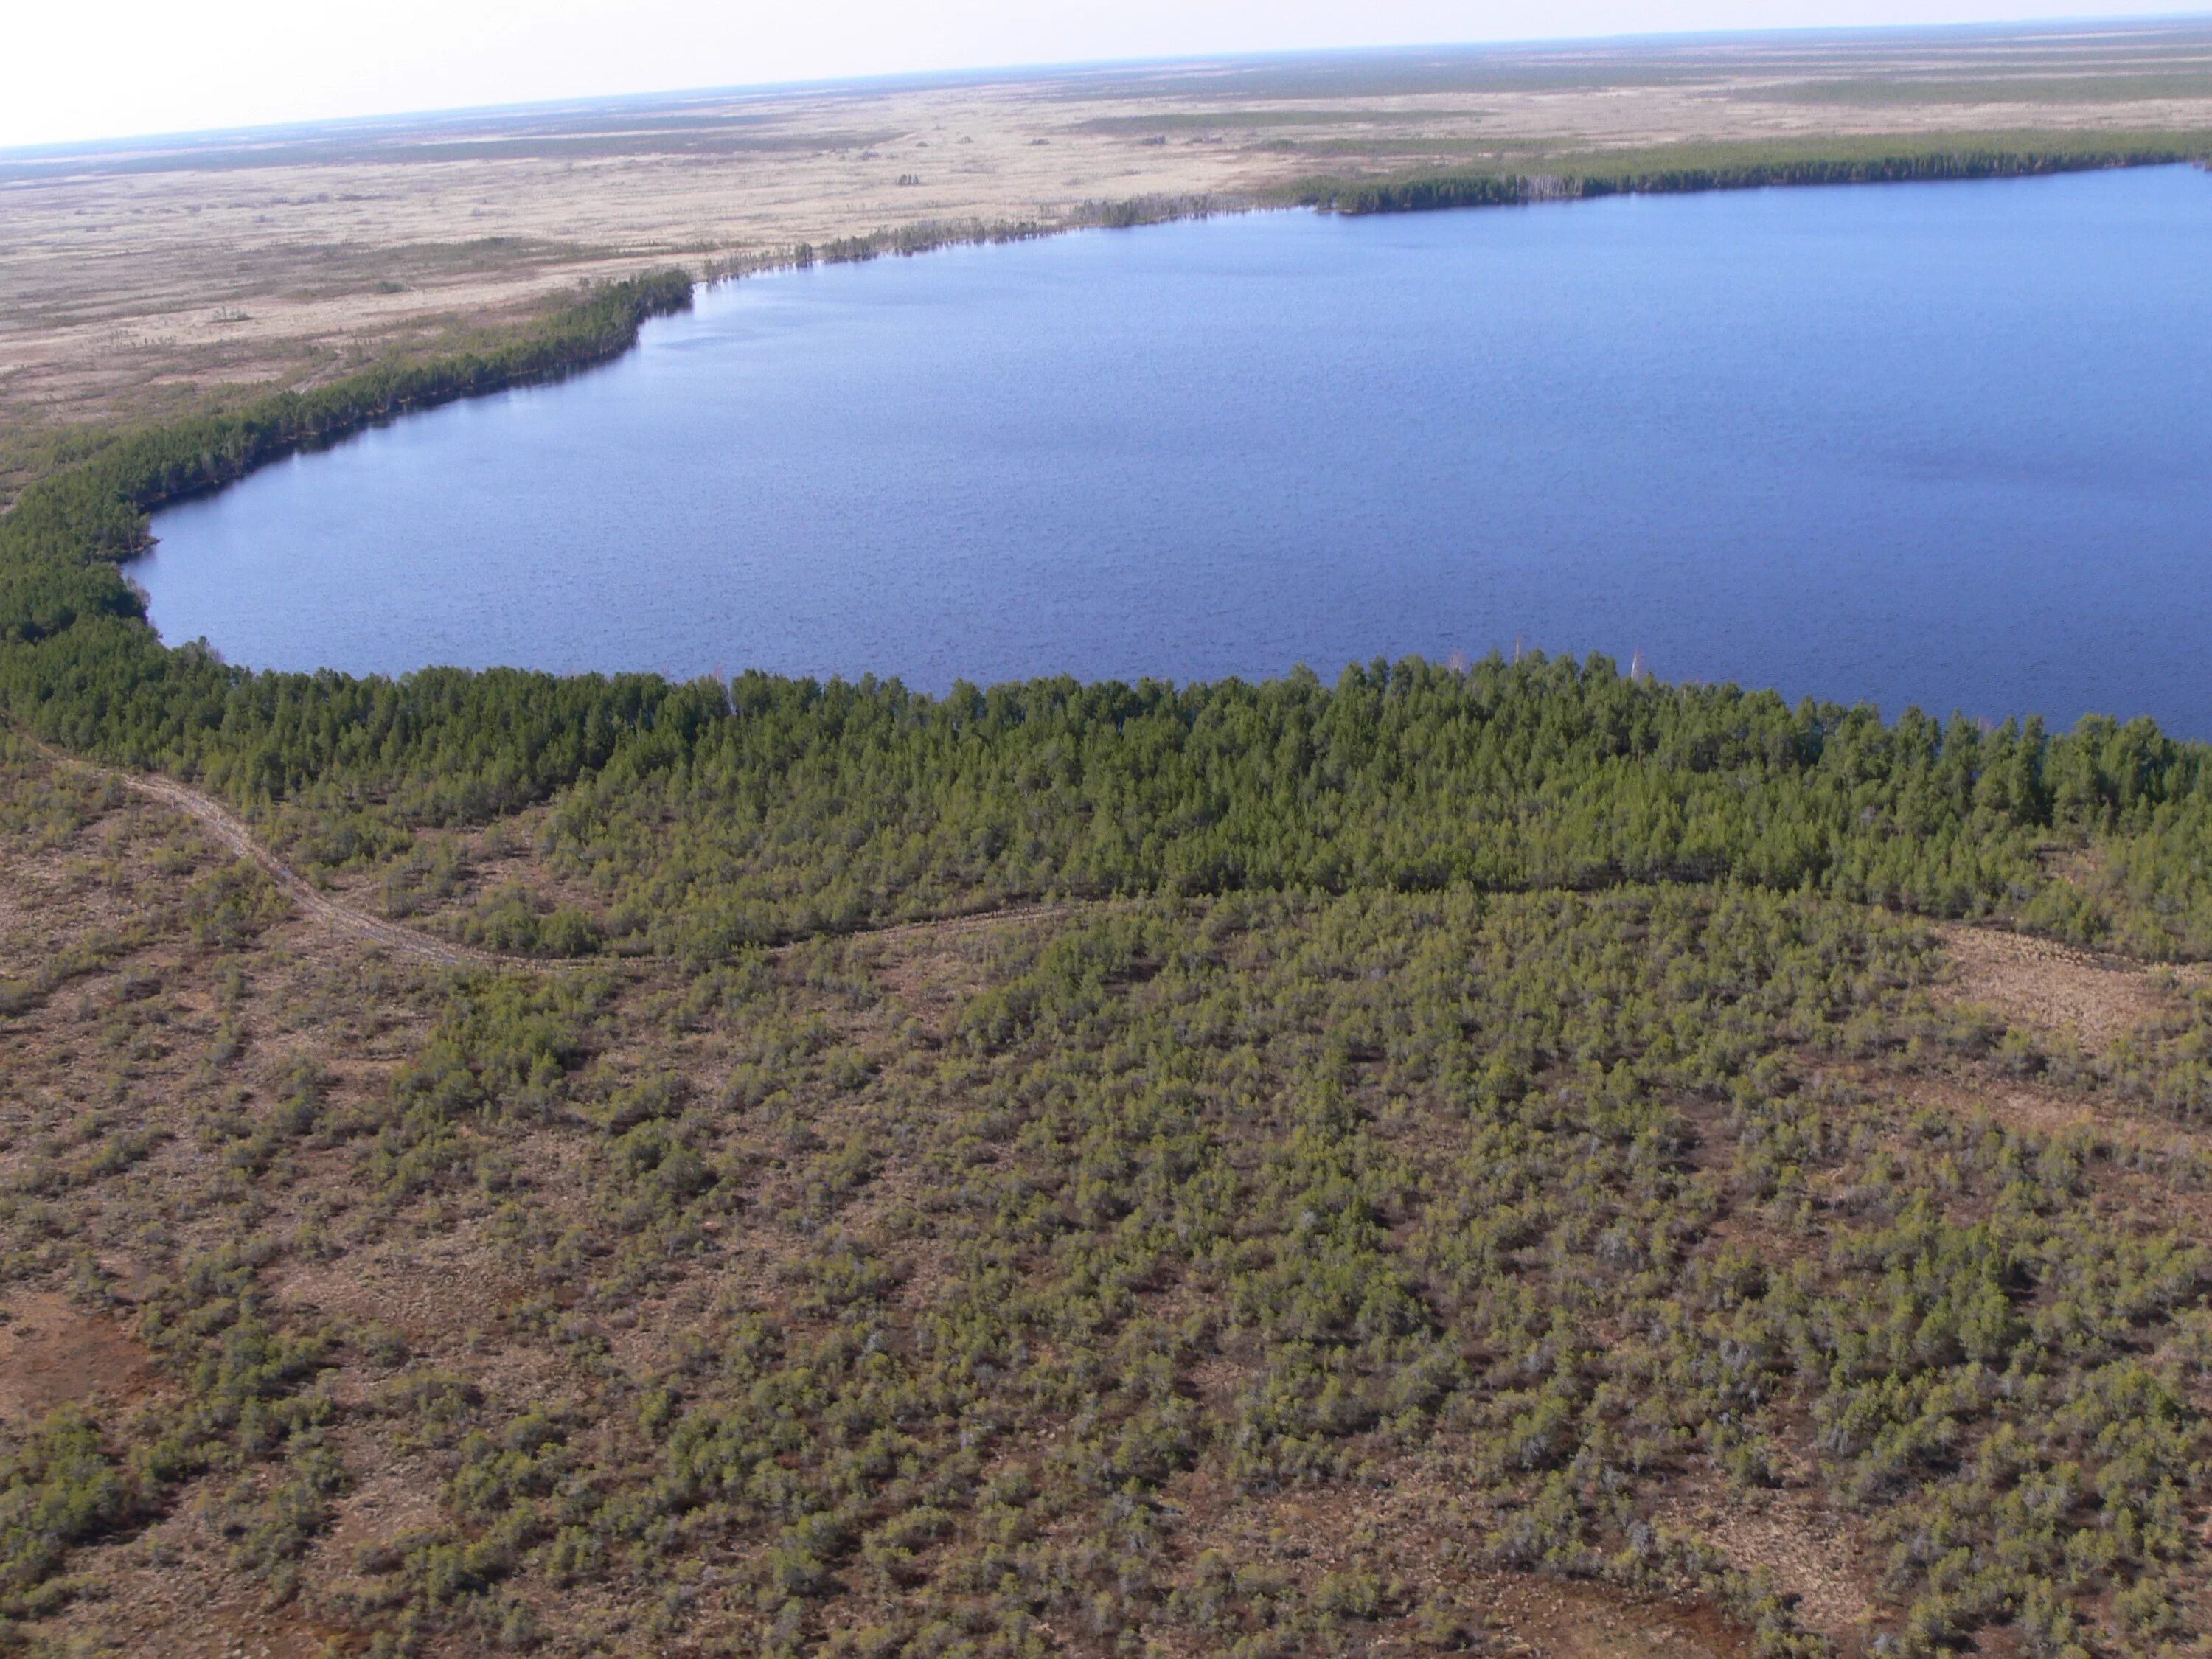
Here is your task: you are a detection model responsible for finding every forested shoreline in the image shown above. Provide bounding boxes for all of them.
[8,159,2212,1659]
[0,270,692,641]
[8,192,2212,967]
[1290,140,2210,216]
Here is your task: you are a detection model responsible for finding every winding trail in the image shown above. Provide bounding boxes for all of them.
[18,736,1087,970]
[25,737,514,967]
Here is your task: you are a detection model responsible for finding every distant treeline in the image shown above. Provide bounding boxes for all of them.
[792,195,1237,267]
[11,237,2212,961]
[1295,143,2206,215]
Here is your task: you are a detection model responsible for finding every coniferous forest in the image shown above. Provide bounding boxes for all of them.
[3,226,2212,1659]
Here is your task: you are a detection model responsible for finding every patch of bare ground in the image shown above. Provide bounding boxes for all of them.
[1658,1491,1873,1647]
[1703,1210,1825,1268]
[1936,923,2188,1050]
[309,1422,445,1576]
[1907,1072,2081,1135]
[860,903,1079,1029]
[0,1289,159,1419]
[1141,1463,1767,1659]
[1498,1582,1754,1659]
[272,1219,517,1349]
[33,1506,348,1659]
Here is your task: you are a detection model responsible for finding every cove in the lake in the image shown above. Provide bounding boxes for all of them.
[141,166,2212,733]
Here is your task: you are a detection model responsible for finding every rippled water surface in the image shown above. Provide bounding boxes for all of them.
[142,166,2212,731]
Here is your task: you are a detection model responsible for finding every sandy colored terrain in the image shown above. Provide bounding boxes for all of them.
[4,18,2211,455]
[0,1288,158,1419]
[1936,919,2198,1051]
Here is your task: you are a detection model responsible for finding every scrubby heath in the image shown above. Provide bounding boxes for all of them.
[5,747,2212,1656]
[4,200,2212,1658]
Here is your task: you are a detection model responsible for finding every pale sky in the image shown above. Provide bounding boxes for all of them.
[5,1,2207,150]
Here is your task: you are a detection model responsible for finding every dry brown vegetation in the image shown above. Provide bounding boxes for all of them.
[1935,924,2197,1053]
[5,17,2212,476]
[6,729,2212,1657]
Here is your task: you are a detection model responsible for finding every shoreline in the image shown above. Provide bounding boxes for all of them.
[111,141,2212,570]
[712,139,2211,285]
[1,145,2208,782]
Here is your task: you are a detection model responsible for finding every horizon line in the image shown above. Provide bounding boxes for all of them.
[7,9,2210,160]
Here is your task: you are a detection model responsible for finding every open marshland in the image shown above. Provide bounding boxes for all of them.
[6,16,2212,467]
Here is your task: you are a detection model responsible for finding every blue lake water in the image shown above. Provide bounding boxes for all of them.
[142,165,2212,732]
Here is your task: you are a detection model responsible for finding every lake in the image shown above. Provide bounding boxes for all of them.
[141,164,2212,732]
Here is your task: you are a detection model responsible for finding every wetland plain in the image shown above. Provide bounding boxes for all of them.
[7,16,2212,471]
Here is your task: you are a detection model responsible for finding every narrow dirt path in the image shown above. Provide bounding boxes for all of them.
[15,735,1094,971]
[829,902,1090,947]
[21,738,513,969]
